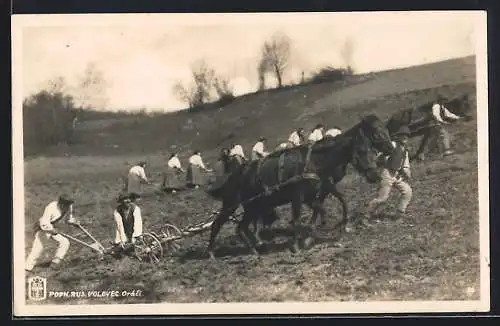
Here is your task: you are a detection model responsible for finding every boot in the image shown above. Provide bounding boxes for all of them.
[391,210,405,221]
[50,258,63,270]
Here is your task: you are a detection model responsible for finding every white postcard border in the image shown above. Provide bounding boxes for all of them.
[12,11,490,316]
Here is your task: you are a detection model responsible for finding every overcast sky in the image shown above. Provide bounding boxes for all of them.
[16,12,481,112]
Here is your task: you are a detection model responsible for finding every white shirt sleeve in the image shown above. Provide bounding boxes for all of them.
[442,105,460,120]
[231,145,245,158]
[432,104,446,123]
[66,204,76,224]
[138,167,148,181]
[189,155,206,169]
[289,132,300,145]
[402,151,411,178]
[113,210,127,243]
[326,129,342,137]
[403,150,410,169]
[132,206,143,238]
[168,157,182,169]
[39,203,57,231]
[308,130,323,142]
[252,142,264,154]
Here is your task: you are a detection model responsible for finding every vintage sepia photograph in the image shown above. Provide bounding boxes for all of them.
[12,11,489,316]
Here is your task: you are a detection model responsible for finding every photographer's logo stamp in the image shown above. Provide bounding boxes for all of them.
[28,276,47,301]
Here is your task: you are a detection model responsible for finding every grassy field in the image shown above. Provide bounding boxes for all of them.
[22,55,482,304]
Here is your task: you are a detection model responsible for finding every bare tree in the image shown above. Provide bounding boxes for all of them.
[76,62,109,110]
[172,59,234,109]
[172,81,197,108]
[259,32,292,88]
[46,76,68,94]
[191,60,217,105]
[213,75,233,98]
[340,37,355,74]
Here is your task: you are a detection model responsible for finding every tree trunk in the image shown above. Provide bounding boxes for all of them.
[258,73,266,90]
[275,65,282,88]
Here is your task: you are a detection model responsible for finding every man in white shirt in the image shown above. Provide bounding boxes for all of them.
[187,151,212,188]
[127,161,152,194]
[163,153,185,193]
[113,193,143,248]
[325,126,342,138]
[430,95,461,156]
[229,144,247,164]
[25,194,80,271]
[308,124,325,142]
[288,128,306,147]
[251,137,269,160]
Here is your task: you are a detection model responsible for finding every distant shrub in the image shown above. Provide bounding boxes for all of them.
[216,93,236,107]
[308,66,354,84]
[23,90,78,155]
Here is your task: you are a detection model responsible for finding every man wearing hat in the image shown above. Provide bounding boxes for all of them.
[25,194,80,271]
[365,126,413,222]
[251,137,270,160]
[428,94,461,157]
[113,192,143,248]
[127,161,152,194]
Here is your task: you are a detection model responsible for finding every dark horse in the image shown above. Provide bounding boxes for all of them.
[204,114,394,259]
[386,94,473,161]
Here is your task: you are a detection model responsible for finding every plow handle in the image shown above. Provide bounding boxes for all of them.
[58,232,105,255]
[74,223,105,250]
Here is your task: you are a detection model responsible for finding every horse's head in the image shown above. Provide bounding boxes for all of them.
[359,114,395,154]
[444,94,474,121]
[351,114,395,183]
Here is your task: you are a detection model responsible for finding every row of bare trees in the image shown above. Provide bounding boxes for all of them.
[172,31,356,108]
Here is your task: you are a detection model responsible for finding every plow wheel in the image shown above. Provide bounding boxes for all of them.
[134,233,164,264]
[158,223,183,253]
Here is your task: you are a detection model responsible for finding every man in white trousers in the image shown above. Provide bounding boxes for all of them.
[25,194,80,272]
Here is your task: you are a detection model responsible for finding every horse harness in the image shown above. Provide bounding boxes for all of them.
[246,143,320,204]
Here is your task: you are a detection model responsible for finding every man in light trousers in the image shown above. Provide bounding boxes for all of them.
[428,94,461,157]
[365,126,413,222]
[25,194,80,271]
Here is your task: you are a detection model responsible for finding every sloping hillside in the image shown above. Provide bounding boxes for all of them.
[22,55,481,305]
[36,56,476,163]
